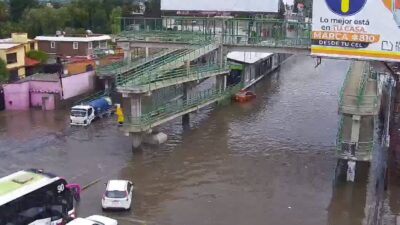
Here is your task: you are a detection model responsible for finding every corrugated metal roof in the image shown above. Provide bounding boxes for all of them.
[227,51,274,64]
[0,43,21,50]
[35,35,111,42]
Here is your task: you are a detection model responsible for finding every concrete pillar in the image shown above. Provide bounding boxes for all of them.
[182,82,196,127]
[104,79,111,90]
[124,50,132,62]
[185,60,191,75]
[216,75,227,92]
[145,37,150,58]
[130,94,142,118]
[132,134,143,150]
[217,45,224,67]
[128,94,142,149]
[350,115,361,155]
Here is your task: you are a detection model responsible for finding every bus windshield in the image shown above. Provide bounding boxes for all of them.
[0,170,75,225]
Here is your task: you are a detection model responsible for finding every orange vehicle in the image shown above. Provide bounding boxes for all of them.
[234,90,256,103]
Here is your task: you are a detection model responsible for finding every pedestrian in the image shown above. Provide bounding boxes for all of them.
[115,104,124,126]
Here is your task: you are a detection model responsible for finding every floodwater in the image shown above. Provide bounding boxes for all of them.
[0,55,373,225]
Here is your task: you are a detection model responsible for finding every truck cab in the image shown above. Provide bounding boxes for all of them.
[70,105,95,126]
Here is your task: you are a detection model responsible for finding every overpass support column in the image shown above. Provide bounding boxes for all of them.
[104,78,112,91]
[350,115,361,155]
[124,49,132,62]
[182,81,196,128]
[130,94,142,149]
[145,37,150,58]
[217,44,225,68]
[123,93,143,149]
[216,74,227,92]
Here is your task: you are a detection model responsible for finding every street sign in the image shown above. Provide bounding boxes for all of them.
[161,0,279,13]
[312,0,400,62]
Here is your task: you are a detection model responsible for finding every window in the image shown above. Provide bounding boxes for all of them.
[105,191,126,198]
[30,42,35,50]
[73,42,79,50]
[100,41,107,49]
[6,53,17,64]
[8,69,18,82]
[50,41,55,49]
[88,42,92,49]
[127,182,132,193]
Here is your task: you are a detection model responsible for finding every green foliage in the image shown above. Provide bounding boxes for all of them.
[144,0,161,18]
[0,0,148,37]
[26,50,49,64]
[278,0,285,19]
[23,7,70,37]
[9,0,38,22]
[0,1,8,22]
[0,58,9,83]
[0,21,23,38]
[110,7,122,34]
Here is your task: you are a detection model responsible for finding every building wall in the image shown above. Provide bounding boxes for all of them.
[62,71,95,99]
[29,80,62,94]
[65,60,95,75]
[2,71,95,110]
[0,46,26,78]
[3,82,30,110]
[31,93,56,110]
[38,41,91,57]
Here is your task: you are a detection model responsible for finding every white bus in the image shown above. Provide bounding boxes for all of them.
[0,169,76,225]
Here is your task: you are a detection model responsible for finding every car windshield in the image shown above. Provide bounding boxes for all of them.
[71,110,86,117]
[105,190,126,198]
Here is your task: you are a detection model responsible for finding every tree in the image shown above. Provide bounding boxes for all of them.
[92,7,108,33]
[144,0,161,18]
[0,21,23,39]
[9,0,38,22]
[26,50,49,63]
[0,1,8,22]
[110,7,122,34]
[0,58,9,84]
[277,0,285,19]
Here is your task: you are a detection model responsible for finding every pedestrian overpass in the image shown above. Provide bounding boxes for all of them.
[96,17,382,157]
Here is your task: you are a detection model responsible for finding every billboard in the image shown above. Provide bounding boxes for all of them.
[311,0,400,62]
[161,0,279,13]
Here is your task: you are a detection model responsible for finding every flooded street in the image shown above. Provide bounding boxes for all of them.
[0,55,353,225]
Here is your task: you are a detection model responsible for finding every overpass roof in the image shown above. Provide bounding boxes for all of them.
[227,51,273,64]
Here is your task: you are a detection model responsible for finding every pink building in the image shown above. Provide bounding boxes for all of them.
[3,71,95,110]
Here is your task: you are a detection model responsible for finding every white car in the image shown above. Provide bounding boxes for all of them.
[67,215,117,225]
[102,180,133,210]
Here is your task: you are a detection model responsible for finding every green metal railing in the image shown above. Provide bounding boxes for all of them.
[336,115,374,161]
[130,64,229,87]
[356,63,370,107]
[96,48,177,76]
[119,30,214,44]
[118,17,312,48]
[126,85,240,129]
[116,42,220,87]
[338,62,354,108]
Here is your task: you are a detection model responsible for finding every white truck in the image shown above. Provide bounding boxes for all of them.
[70,97,114,126]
